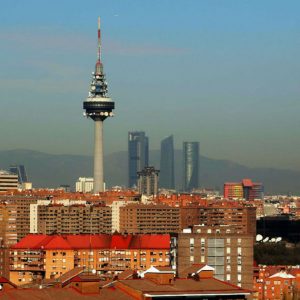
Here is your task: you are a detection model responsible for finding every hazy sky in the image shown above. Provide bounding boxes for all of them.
[0,0,299,170]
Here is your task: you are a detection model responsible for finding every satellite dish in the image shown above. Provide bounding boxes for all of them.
[256,234,263,242]
[276,237,282,243]
[263,237,269,242]
[92,269,96,274]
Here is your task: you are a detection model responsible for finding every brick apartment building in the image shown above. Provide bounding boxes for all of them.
[253,265,300,299]
[31,204,112,234]
[9,234,170,285]
[176,226,254,290]
[181,203,257,235]
[0,196,39,240]
[119,203,181,234]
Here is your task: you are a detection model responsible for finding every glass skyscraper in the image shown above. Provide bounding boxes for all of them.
[183,142,199,191]
[128,131,149,188]
[159,135,175,189]
[9,165,28,183]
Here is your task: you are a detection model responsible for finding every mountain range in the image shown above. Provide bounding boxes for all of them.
[0,149,299,194]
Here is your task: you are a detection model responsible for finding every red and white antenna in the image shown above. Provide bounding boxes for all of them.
[97,16,101,63]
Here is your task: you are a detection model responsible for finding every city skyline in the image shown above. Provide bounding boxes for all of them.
[0,1,300,171]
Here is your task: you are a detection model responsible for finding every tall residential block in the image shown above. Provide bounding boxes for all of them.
[83,17,115,193]
[224,179,264,200]
[137,166,159,196]
[30,204,112,234]
[159,135,175,189]
[183,142,199,191]
[176,227,254,290]
[119,203,180,234]
[128,131,149,188]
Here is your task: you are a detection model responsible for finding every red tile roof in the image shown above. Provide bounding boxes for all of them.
[11,234,170,250]
[43,236,73,250]
[111,235,133,249]
[65,235,111,249]
[130,235,170,249]
[11,234,48,249]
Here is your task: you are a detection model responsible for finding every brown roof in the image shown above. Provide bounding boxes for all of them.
[58,266,85,285]
[118,277,251,296]
[0,287,106,299]
[117,269,135,280]
[155,266,174,272]
[179,264,207,278]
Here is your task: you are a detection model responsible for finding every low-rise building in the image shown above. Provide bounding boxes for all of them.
[9,233,170,285]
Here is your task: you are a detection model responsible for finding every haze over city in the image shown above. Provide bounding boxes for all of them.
[1,0,300,171]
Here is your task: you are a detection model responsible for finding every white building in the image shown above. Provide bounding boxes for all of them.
[109,200,135,232]
[0,170,18,192]
[75,177,94,193]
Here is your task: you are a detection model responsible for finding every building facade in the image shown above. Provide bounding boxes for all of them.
[75,177,94,193]
[183,142,199,191]
[224,179,264,200]
[159,135,175,189]
[137,166,159,196]
[30,204,112,234]
[9,165,28,184]
[180,204,257,235]
[128,131,149,188]
[9,234,170,285]
[119,203,180,234]
[0,170,18,192]
[176,228,254,290]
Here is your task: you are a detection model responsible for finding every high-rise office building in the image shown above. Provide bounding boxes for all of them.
[159,135,175,189]
[83,17,115,193]
[128,131,149,188]
[183,142,199,191]
[9,165,28,183]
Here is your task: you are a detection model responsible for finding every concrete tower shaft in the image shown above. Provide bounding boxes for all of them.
[83,17,115,194]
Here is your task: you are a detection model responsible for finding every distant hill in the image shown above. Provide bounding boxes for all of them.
[0,149,299,194]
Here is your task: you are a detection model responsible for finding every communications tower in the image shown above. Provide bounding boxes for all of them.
[83,17,115,193]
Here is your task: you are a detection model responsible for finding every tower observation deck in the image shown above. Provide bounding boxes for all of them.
[83,17,115,193]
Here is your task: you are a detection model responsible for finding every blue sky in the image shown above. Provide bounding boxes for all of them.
[0,0,300,170]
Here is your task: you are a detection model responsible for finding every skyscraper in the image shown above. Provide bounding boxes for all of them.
[128,132,149,188]
[183,142,199,191]
[159,135,175,189]
[83,17,115,193]
[9,165,28,183]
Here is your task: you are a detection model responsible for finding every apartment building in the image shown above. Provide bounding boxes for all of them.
[119,203,180,234]
[9,233,170,285]
[176,226,254,290]
[31,204,112,234]
[180,203,256,235]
